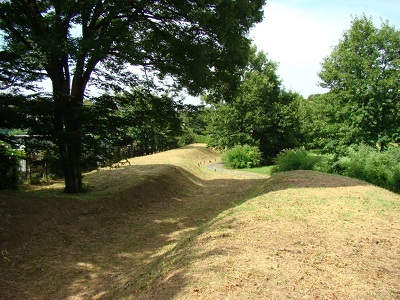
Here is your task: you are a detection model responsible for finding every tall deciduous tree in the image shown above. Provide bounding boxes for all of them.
[298,93,353,154]
[0,0,265,192]
[319,15,400,151]
[206,47,302,162]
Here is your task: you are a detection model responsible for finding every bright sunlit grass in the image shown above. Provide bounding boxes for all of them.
[236,165,274,175]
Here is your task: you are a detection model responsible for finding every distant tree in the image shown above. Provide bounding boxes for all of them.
[80,88,182,168]
[119,89,182,155]
[299,93,352,154]
[0,0,265,192]
[206,47,302,162]
[0,89,181,176]
[319,15,400,151]
[177,104,209,146]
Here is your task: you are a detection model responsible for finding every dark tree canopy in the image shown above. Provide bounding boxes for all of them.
[0,0,265,94]
[0,0,265,192]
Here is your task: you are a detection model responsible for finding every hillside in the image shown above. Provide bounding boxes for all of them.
[1,144,400,299]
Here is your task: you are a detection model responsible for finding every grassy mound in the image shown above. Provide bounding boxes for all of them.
[1,145,400,300]
[138,171,400,300]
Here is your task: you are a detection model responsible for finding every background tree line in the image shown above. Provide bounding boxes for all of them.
[1,11,400,193]
[202,14,400,195]
[204,46,303,164]
[301,15,400,154]
[0,0,265,192]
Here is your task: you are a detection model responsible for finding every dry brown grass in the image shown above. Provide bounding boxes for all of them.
[140,171,400,300]
[1,144,400,299]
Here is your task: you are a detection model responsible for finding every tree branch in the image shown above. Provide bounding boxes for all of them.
[14,0,45,36]
[0,11,33,50]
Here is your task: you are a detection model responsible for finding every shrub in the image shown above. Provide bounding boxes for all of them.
[335,144,400,192]
[388,163,400,193]
[30,172,43,185]
[271,144,400,193]
[0,141,24,189]
[222,145,261,169]
[335,145,371,181]
[271,147,323,173]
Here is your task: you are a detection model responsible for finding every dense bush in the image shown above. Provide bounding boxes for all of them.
[270,144,400,194]
[271,147,326,173]
[389,164,400,193]
[335,144,400,193]
[0,141,24,189]
[222,145,261,169]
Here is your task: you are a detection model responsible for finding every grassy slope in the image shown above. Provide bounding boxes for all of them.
[1,144,400,299]
[141,171,400,300]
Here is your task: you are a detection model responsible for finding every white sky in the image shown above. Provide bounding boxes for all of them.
[249,0,400,98]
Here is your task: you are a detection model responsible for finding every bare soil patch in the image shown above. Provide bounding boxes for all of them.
[1,144,400,299]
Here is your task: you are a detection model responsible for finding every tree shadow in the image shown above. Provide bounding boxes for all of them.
[263,169,370,190]
[0,167,370,299]
[118,170,372,299]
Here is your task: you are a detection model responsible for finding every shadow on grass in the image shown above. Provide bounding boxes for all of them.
[0,167,369,299]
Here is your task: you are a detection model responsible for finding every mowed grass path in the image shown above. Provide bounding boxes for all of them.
[1,144,400,299]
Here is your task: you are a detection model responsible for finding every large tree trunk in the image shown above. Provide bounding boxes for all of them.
[54,99,84,193]
[53,76,84,193]
[61,136,83,193]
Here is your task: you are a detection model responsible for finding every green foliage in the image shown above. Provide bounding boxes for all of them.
[237,165,274,175]
[178,128,196,147]
[118,90,182,154]
[178,104,209,147]
[29,173,43,185]
[83,89,182,167]
[389,164,400,193]
[193,134,210,144]
[299,93,354,155]
[335,144,400,192]
[0,141,24,189]
[222,145,261,169]
[270,144,400,194]
[177,130,209,147]
[271,148,325,173]
[0,0,265,193]
[318,15,400,151]
[206,47,303,162]
[269,143,400,194]
[0,94,53,143]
